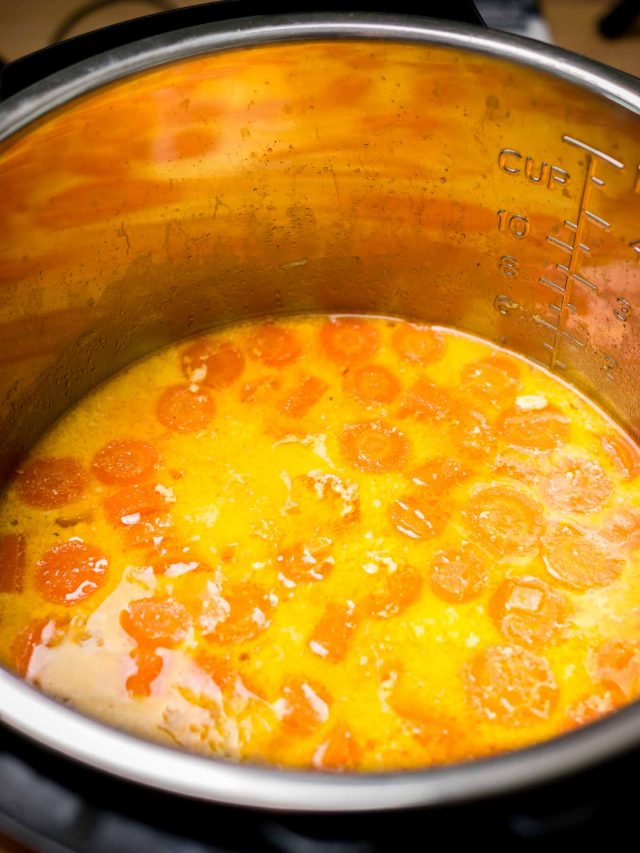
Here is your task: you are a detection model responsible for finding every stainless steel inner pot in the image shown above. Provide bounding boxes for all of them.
[0,12,639,812]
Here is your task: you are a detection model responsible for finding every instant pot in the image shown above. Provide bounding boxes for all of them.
[1,1,639,849]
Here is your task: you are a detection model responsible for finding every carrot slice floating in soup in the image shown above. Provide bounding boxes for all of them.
[0,532,26,594]
[589,639,640,701]
[398,379,458,422]
[497,406,570,453]
[11,617,58,677]
[320,317,380,364]
[388,493,449,540]
[460,356,519,404]
[601,432,640,479]
[280,677,332,735]
[121,597,190,647]
[488,576,568,647]
[345,364,401,405]
[564,690,619,730]
[429,544,487,604]
[600,508,640,549]
[544,457,612,513]
[104,482,168,526]
[276,539,334,585]
[121,514,174,550]
[181,339,244,387]
[390,323,444,364]
[464,487,543,557]
[126,647,164,697]
[35,540,108,605]
[279,375,328,417]
[92,439,159,485]
[312,722,361,771]
[249,324,302,366]
[16,458,87,509]
[309,602,359,662]
[156,384,216,433]
[542,523,624,590]
[206,583,275,644]
[361,566,423,619]
[464,645,558,727]
[340,421,409,473]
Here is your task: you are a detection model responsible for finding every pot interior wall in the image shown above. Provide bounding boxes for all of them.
[1,37,639,482]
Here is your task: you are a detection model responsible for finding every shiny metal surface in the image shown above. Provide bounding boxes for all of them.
[0,15,639,811]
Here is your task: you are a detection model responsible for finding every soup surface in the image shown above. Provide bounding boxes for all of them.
[1,315,639,771]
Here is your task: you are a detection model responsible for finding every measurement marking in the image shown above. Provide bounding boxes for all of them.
[564,220,577,231]
[535,317,560,333]
[591,175,605,187]
[561,331,585,348]
[556,264,597,292]
[573,272,597,291]
[562,135,624,169]
[539,276,565,293]
[549,302,577,315]
[549,303,561,313]
[546,235,573,253]
[584,210,611,230]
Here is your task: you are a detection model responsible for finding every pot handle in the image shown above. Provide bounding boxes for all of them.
[1,0,484,101]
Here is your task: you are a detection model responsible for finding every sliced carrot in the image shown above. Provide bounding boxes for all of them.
[488,576,568,647]
[390,323,444,364]
[11,617,57,677]
[0,532,26,594]
[312,722,361,771]
[15,457,87,509]
[497,406,570,453]
[398,379,458,422]
[564,690,619,730]
[276,539,334,585]
[464,486,543,557]
[544,458,612,513]
[542,523,624,590]
[319,317,380,364]
[450,407,496,461]
[281,677,332,735]
[156,383,216,433]
[308,602,359,662]
[121,514,174,550]
[388,493,449,540]
[340,421,409,473]
[429,544,487,603]
[205,582,275,644]
[126,647,163,697]
[460,356,519,404]
[248,323,302,367]
[279,375,328,417]
[181,339,244,388]
[600,508,640,550]
[121,597,190,648]
[196,652,237,692]
[345,364,401,405]
[601,432,640,480]
[104,482,167,526]
[409,458,469,494]
[92,438,159,485]
[464,645,558,727]
[361,566,423,619]
[589,639,640,701]
[35,540,108,605]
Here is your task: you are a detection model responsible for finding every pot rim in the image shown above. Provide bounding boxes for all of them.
[1,14,640,812]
